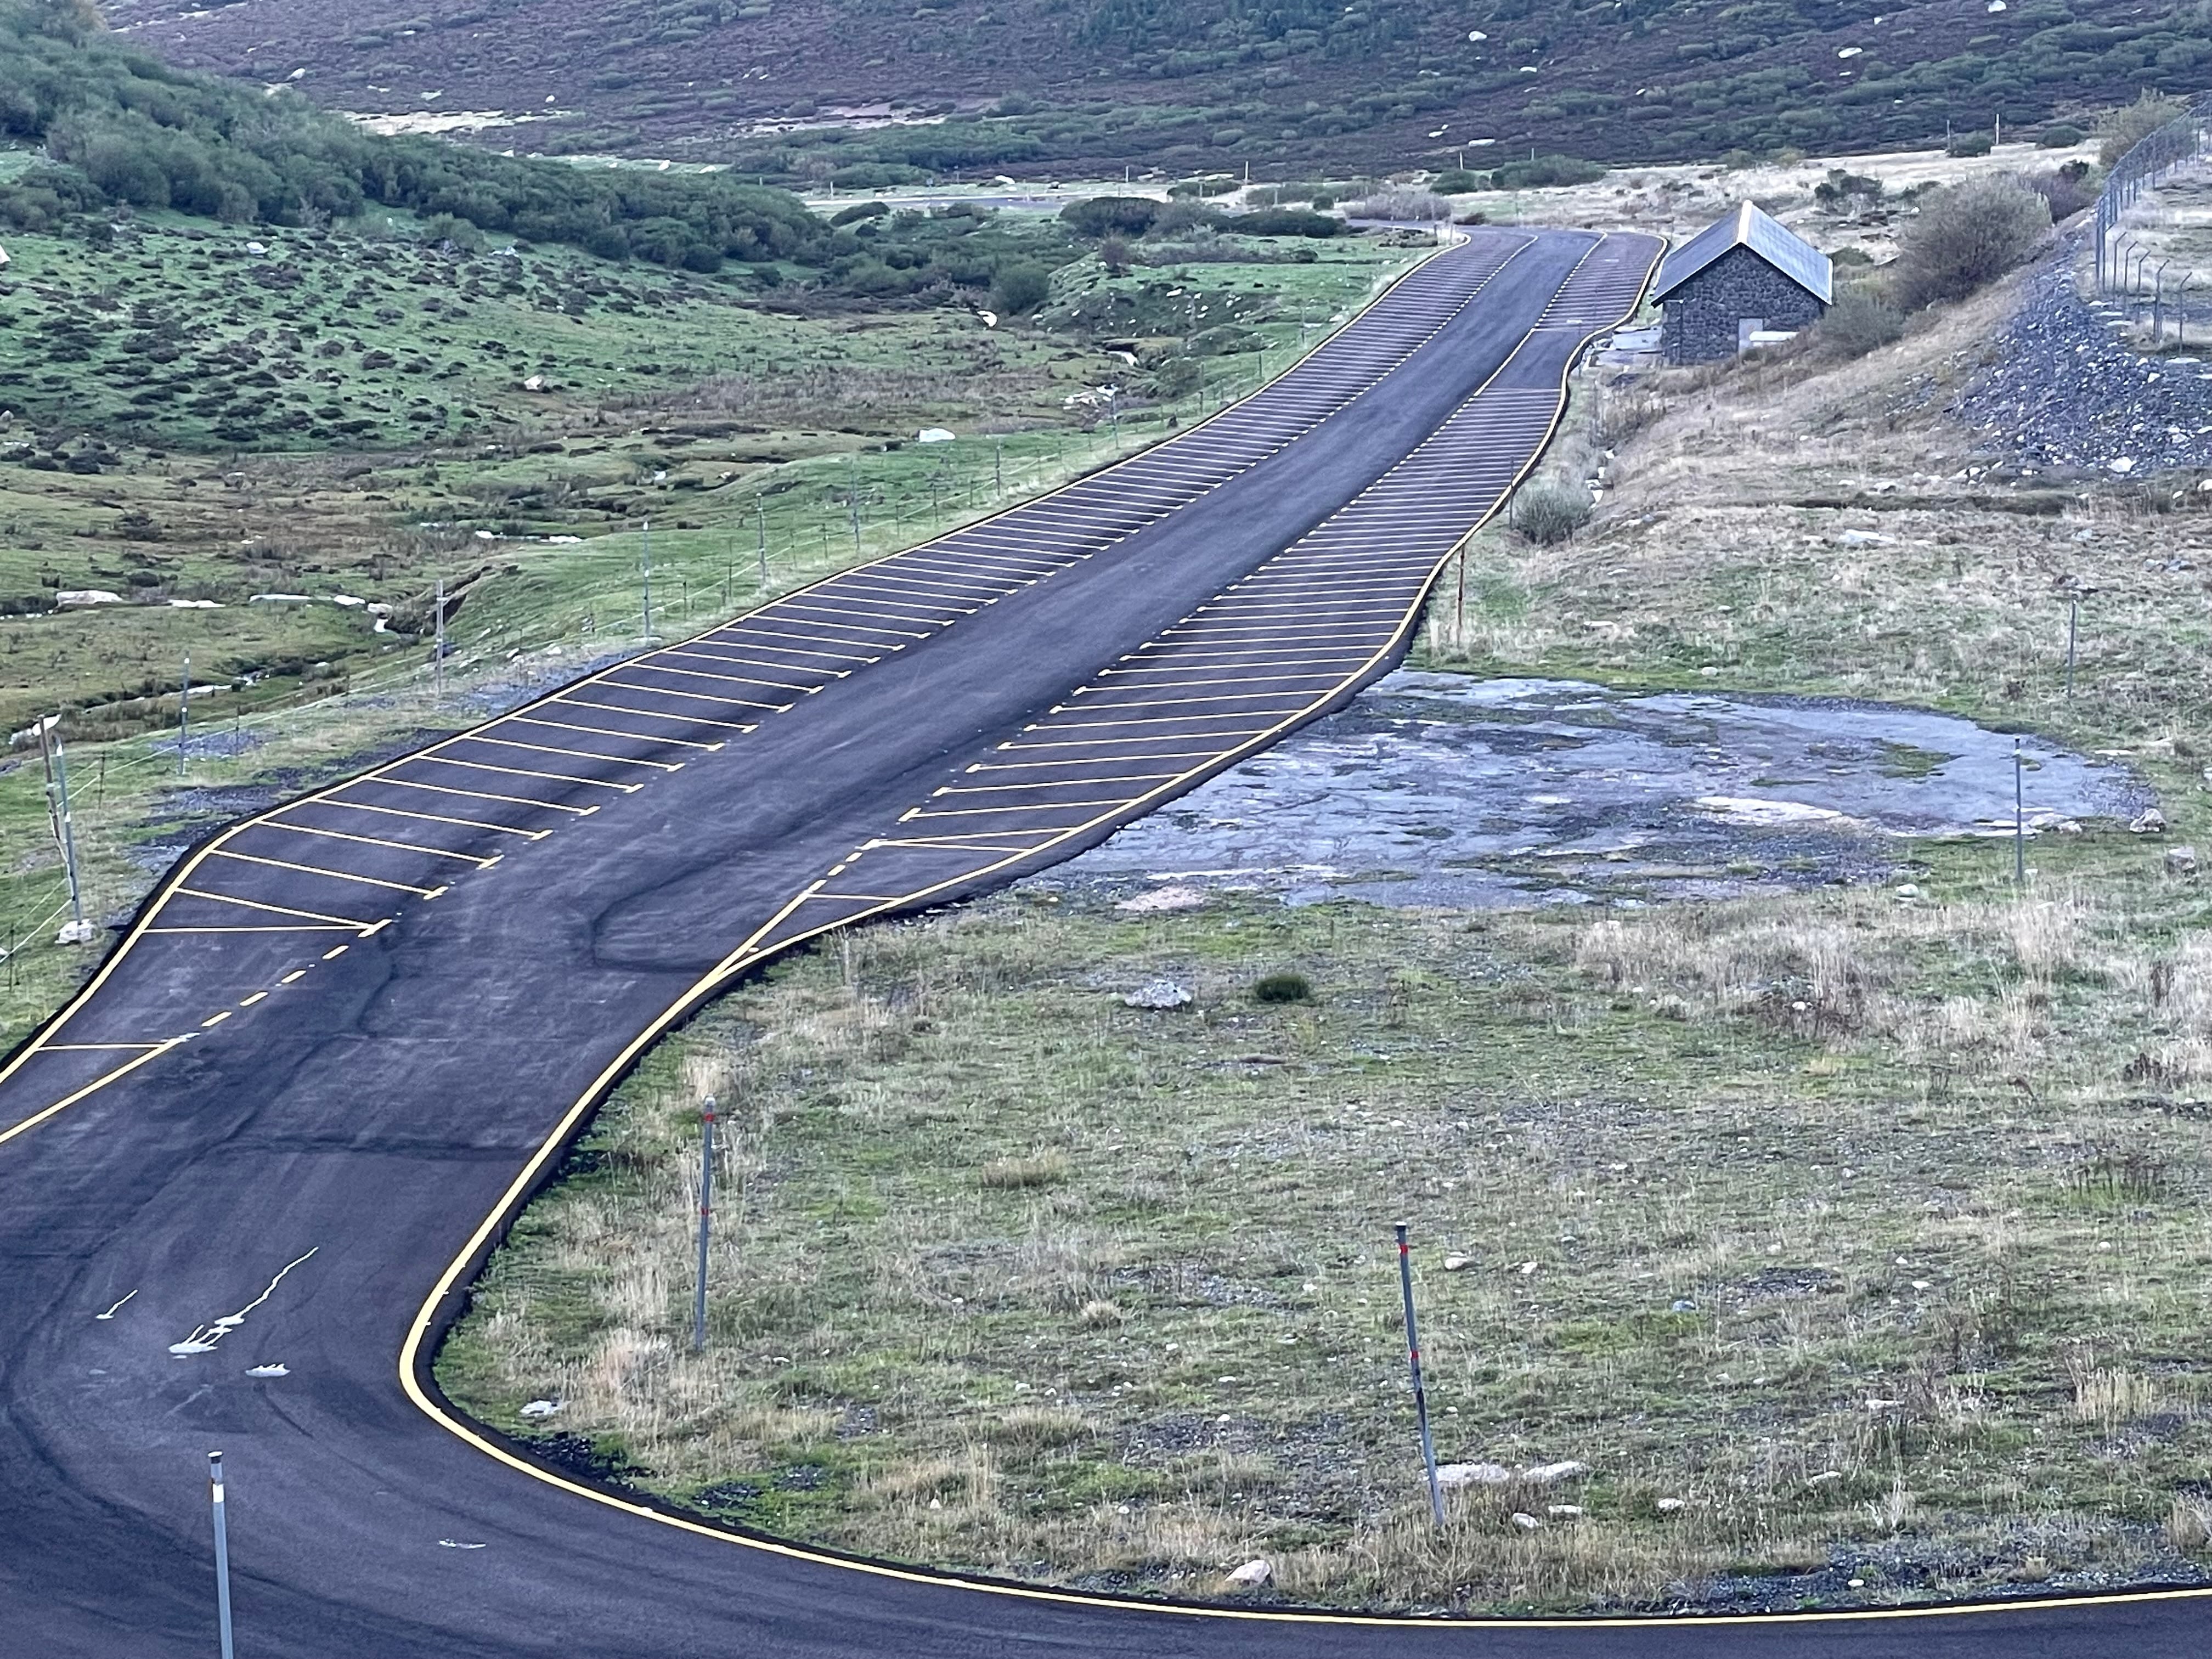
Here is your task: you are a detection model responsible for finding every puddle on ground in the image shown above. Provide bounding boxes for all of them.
[1031,674,2153,909]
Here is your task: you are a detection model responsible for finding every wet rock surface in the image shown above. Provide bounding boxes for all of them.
[1957,238,2212,475]
[1036,673,2148,910]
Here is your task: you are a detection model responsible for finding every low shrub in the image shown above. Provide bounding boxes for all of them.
[2038,123,2087,149]
[1946,131,1994,158]
[1817,287,1906,357]
[1511,481,1593,544]
[1892,176,2050,308]
[1252,972,1313,1003]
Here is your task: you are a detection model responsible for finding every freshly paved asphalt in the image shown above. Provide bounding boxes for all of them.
[2,228,2206,1657]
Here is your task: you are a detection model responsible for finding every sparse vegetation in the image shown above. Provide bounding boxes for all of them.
[1891,176,2052,309]
[1510,481,1593,545]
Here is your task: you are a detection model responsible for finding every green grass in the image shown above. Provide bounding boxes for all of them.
[436,256,2212,1613]
[0,221,1425,1052]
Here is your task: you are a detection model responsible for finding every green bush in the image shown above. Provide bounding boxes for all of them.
[1252,972,1312,1004]
[2038,122,2087,149]
[1512,481,1593,544]
[1059,195,1160,237]
[1485,154,1606,190]
[1892,176,2051,308]
[1817,288,1905,357]
[990,261,1051,316]
[1431,168,1484,193]
[830,200,889,226]
[1223,207,1340,238]
[1946,131,1994,157]
[2099,91,2190,168]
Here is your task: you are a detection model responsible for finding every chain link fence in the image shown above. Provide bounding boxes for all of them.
[2094,94,2212,342]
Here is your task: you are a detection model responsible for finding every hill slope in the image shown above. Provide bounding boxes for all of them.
[101,0,2212,177]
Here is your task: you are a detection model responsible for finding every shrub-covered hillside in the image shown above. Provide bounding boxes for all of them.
[100,0,2212,177]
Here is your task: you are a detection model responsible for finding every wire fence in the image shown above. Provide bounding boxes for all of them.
[2094,93,2212,342]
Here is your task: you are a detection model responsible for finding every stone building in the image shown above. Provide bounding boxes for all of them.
[1654,201,1831,364]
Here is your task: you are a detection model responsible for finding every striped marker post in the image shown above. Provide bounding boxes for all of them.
[692,1098,715,1353]
[208,1452,235,1659]
[1395,1223,1446,1526]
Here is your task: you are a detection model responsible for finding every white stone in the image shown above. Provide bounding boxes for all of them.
[54,590,125,608]
[519,1398,563,1418]
[1548,1503,1584,1517]
[1656,1497,1688,1513]
[1522,1460,1590,1486]
[2168,847,2199,877]
[917,427,956,443]
[55,919,97,946]
[1511,1511,1541,1530]
[1124,979,1193,1009]
[1115,884,1207,913]
[1443,1253,1474,1271]
[2132,808,2168,835]
[1226,1559,1271,1587]
[1435,1462,1514,1488]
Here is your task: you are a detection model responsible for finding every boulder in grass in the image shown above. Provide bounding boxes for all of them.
[1523,1460,1590,1485]
[1435,1462,1513,1488]
[1124,979,1193,1009]
[1225,1559,1271,1588]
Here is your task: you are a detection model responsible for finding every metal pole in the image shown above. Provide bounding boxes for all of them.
[994,436,1004,498]
[177,651,190,775]
[640,518,653,642]
[433,576,445,702]
[692,1098,715,1353]
[2066,599,2078,696]
[2154,260,2171,341]
[38,718,85,934]
[756,501,769,592]
[2013,738,2027,885]
[847,456,861,553]
[1393,1223,1446,1526]
[208,1452,235,1659]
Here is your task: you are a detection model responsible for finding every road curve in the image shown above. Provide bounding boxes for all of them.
[4,226,2207,1658]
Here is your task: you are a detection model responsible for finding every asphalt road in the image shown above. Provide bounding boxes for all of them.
[2,227,2207,1658]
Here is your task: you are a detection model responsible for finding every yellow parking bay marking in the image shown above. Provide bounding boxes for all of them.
[0,1037,189,1151]
[865,836,1050,855]
[174,888,388,930]
[903,799,1141,820]
[1000,726,1273,749]
[774,596,961,628]
[596,680,792,716]
[404,755,642,793]
[507,714,724,753]
[1083,672,1346,693]
[453,733,684,774]
[262,821,504,867]
[210,849,450,898]
[348,777,600,815]
[757,607,934,641]
[39,1042,172,1052]
[320,797,553,840]
[933,773,1177,795]
[721,628,887,660]
[967,751,1224,772]
[1049,692,1315,714]
[649,650,826,687]
[551,694,757,735]
[611,663,809,703]
[146,924,363,936]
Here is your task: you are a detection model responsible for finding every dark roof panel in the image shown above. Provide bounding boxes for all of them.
[1653,201,1832,305]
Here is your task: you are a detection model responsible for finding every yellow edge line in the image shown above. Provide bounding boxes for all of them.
[396,229,2212,1618]
[0,1039,188,1150]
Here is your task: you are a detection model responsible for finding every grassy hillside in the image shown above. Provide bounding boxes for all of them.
[101,0,2212,178]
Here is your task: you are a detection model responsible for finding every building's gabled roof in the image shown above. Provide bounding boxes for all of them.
[1652,201,1832,306]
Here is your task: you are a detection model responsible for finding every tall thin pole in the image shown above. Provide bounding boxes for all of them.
[641,518,654,642]
[756,501,769,592]
[37,718,85,936]
[208,1452,235,1659]
[847,456,862,554]
[1394,1223,1446,1526]
[433,576,445,703]
[692,1097,716,1353]
[2066,599,2078,696]
[994,436,1004,498]
[177,652,190,775]
[2013,738,2027,885]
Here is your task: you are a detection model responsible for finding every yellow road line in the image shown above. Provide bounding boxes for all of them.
[209,849,449,898]
[452,733,684,774]
[1047,693,1316,714]
[1000,727,1275,749]
[719,628,886,661]
[261,821,504,867]
[0,1038,189,1150]
[145,924,361,935]
[648,648,828,685]
[616,662,812,700]
[966,752,1223,772]
[863,837,1048,854]
[902,799,1137,820]
[37,1042,171,1052]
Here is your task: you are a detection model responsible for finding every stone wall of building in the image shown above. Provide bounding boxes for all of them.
[1660,245,1826,363]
